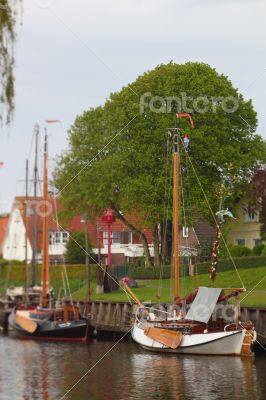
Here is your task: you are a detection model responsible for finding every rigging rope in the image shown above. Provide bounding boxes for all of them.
[179,135,245,289]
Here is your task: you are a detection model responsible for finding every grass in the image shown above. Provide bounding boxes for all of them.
[1,263,265,307]
[71,266,266,307]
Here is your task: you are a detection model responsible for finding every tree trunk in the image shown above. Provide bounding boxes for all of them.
[152,225,161,267]
[110,203,152,267]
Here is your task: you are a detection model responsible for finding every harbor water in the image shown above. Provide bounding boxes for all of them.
[0,335,265,400]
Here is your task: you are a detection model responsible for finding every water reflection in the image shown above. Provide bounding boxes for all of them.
[0,336,265,400]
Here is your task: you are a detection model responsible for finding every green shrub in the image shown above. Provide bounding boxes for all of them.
[230,245,252,257]
[128,255,266,279]
[253,244,265,256]
[0,264,99,295]
[262,246,266,256]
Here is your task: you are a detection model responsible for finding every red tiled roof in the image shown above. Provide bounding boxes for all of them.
[68,214,153,247]
[14,197,153,249]
[0,215,9,255]
[15,196,63,251]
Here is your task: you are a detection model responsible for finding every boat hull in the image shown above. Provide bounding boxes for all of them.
[8,310,89,342]
[132,324,246,355]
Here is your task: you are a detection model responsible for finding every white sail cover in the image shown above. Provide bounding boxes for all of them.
[185,287,222,323]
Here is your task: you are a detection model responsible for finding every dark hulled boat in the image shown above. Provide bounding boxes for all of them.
[8,306,88,341]
[9,131,89,341]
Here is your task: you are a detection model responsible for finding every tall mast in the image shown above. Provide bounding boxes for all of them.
[31,124,39,287]
[41,130,49,307]
[173,129,179,299]
[24,159,29,293]
[173,113,195,300]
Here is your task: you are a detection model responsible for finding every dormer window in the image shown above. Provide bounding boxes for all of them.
[244,205,258,222]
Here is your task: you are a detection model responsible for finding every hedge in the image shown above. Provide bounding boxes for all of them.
[0,264,99,295]
[127,256,266,279]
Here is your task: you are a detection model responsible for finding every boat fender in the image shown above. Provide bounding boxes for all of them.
[147,313,156,321]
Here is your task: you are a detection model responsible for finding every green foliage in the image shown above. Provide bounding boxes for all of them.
[55,62,266,240]
[0,0,21,124]
[230,245,252,257]
[261,246,266,256]
[65,231,93,264]
[128,255,266,279]
[0,263,99,295]
[252,244,265,256]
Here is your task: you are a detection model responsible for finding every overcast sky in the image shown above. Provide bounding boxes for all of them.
[0,0,265,213]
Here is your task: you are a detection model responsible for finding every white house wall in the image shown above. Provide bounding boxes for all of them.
[2,205,32,262]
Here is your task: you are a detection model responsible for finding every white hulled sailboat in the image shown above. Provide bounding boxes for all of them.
[128,113,257,356]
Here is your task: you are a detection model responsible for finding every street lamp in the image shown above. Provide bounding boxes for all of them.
[81,212,90,292]
[101,208,116,267]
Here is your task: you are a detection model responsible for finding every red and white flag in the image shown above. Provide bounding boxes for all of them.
[45,120,61,124]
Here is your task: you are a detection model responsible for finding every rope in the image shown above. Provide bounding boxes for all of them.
[52,194,75,311]
[180,135,245,289]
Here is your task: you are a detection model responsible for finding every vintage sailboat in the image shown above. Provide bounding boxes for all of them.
[9,131,89,341]
[128,113,257,356]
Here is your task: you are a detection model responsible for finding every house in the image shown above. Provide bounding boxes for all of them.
[0,214,9,257]
[68,214,154,266]
[226,168,266,249]
[179,221,216,261]
[2,196,216,265]
[1,197,155,265]
[227,200,262,249]
[1,196,69,263]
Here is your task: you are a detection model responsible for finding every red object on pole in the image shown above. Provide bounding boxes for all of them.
[101,209,116,267]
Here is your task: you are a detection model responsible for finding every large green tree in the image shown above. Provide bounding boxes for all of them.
[0,0,21,124]
[55,62,266,266]
[65,231,93,264]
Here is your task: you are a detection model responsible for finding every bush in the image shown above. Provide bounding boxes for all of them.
[253,244,265,256]
[262,246,266,256]
[230,245,252,257]
[65,231,93,264]
[0,264,99,296]
[128,255,266,279]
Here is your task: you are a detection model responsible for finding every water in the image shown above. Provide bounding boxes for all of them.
[0,334,265,400]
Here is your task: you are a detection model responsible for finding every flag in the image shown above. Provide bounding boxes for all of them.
[184,134,190,152]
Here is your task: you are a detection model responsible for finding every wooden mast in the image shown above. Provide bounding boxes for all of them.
[173,130,179,299]
[41,131,49,307]
[173,113,194,300]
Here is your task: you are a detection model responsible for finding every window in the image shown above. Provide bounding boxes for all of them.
[128,231,132,244]
[103,231,121,245]
[49,231,69,245]
[183,227,189,238]
[62,232,69,243]
[254,239,262,246]
[112,232,121,244]
[49,232,54,245]
[236,239,245,246]
[55,232,61,244]
[244,205,258,222]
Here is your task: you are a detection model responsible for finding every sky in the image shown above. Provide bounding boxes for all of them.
[0,0,265,213]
